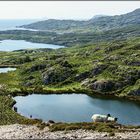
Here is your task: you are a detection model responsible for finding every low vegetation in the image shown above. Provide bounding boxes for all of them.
[0,37,139,126]
[0,37,139,99]
[0,95,42,125]
[49,122,116,132]
[49,122,140,133]
[0,9,139,127]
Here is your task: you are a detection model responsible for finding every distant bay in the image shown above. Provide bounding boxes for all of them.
[0,40,64,51]
[0,19,38,31]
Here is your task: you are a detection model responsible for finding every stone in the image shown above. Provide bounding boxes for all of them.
[75,72,90,81]
[92,64,108,76]
[90,80,115,92]
[42,67,75,85]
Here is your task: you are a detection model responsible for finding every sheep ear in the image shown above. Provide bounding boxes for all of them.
[107,114,111,117]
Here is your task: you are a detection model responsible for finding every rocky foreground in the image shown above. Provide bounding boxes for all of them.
[0,124,140,139]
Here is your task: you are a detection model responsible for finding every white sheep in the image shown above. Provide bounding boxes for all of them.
[91,114,118,123]
[91,114,111,122]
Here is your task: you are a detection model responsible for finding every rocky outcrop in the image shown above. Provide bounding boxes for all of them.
[30,64,46,72]
[127,61,140,66]
[42,67,75,85]
[75,64,108,82]
[118,70,140,85]
[92,64,108,76]
[89,80,115,92]
[128,89,140,96]
[75,72,91,81]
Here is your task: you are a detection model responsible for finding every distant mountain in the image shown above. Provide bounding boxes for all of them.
[88,8,140,30]
[90,15,108,20]
[20,8,140,33]
[20,19,88,33]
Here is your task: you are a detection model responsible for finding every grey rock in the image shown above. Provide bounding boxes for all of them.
[90,80,115,92]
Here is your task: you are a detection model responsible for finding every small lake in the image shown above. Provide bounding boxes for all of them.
[0,68,16,73]
[14,94,140,125]
[0,40,64,51]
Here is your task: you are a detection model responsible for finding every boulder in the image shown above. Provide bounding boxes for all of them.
[75,64,108,82]
[92,64,108,76]
[90,80,115,92]
[42,67,75,85]
[46,120,55,126]
[75,71,91,81]
[48,120,55,124]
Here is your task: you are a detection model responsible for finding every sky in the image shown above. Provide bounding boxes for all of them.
[0,1,140,20]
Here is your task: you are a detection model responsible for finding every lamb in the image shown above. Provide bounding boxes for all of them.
[91,114,118,123]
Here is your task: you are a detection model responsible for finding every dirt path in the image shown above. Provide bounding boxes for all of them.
[0,124,140,139]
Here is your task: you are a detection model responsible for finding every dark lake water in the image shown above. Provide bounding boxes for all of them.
[0,40,64,51]
[0,68,16,73]
[14,94,140,125]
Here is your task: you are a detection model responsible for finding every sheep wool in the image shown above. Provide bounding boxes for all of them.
[91,114,108,122]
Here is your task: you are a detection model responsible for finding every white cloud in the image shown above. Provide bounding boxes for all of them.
[0,1,139,19]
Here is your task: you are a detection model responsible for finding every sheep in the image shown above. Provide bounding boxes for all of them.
[91,114,111,122]
[91,114,118,123]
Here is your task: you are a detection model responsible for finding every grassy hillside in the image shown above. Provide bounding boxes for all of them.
[0,25,140,47]
[0,37,139,99]
[0,9,139,48]
[0,9,140,125]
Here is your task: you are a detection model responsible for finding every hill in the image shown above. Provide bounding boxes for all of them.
[20,8,140,33]
[0,37,140,99]
[0,8,140,127]
[0,24,140,47]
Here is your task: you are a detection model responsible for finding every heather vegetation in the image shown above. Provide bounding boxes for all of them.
[0,37,139,98]
[0,8,140,127]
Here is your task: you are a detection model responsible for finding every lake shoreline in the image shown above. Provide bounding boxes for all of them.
[0,65,137,103]
[0,66,140,126]
[0,65,19,68]
[1,65,137,104]
[11,87,140,103]
[10,89,140,126]
[0,39,64,51]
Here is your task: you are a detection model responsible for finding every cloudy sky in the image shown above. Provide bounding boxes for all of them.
[0,1,140,19]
